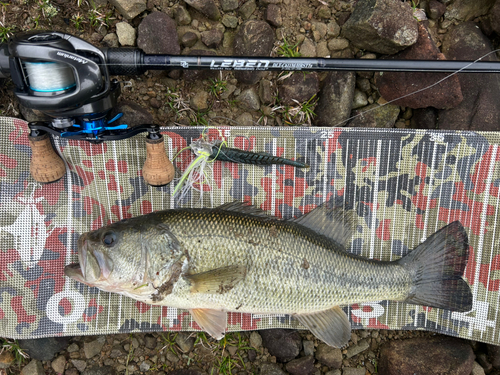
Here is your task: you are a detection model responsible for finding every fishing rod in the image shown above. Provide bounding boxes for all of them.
[1,30,500,184]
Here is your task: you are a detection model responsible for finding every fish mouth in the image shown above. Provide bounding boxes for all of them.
[64,233,88,283]
[64,263,85,282]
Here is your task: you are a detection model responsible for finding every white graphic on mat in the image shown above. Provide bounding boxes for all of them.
[0,184,56,269]
[452,300,496,336]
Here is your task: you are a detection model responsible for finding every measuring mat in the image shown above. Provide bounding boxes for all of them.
[1,116,499,344]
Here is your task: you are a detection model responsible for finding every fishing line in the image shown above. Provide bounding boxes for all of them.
[331,48,500,128]
[23,61,76,92]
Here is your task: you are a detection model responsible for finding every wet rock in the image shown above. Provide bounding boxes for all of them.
[84,337,105,359]
[472,361,486,375]
[109,0,146,19]
[250,331,263,349]
[183,49,218,81]
[327,38,350,52]
[278,72,319,106]
[303,340,314,356]
[0,351,14,369]
[342,369,365,375]
[181,31,198,47]
[175,5,191,25]
[65,368,79,375]
[342,0,418,54]
[235,112,255,126]
[410,107,438,129]
[190,91,210,111]
[51,355,66,374]
[285,355,315,375]
[239,0,257,19]
[201,29,224,48]
[488,344,500,368]
[66,343,79,353]
[260,362,287,375]
[82,365,117,375]
[477,352,494,373]
[349,103,400,128]
[110,100,154,126]
[299,38,316,57]
[116,22,136,46]
[20,360,44,375]
[426,0,446,20]
[346,339,370,358]
[378,336,475,375]
[315,344,342,368]
[183,0,220,20]
[71,359,87,372]
[438,22,500,131]
[222,15,239,28]
[137,12,180,55]
[376,23,462,109]
[18,337,70,361]
[315,71,355,126]
[489,0,500,35]
[444,0,495,22]
[317,41,329,57]
[234,20,275,84]
[317,5,331,19]
[265,4,282,27]
[102,33,119,48]
[175,333,195,353]
[221,0,238,11]
[327,21,341,38]
[260,329,302,362]
[238,88,261,111]
[168,369,207,375]
[352,89,368,109]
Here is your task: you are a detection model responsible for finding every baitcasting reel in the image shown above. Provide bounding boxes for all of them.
[0,31,174,185]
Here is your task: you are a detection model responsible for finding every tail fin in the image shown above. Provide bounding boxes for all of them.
[397,221,473,312]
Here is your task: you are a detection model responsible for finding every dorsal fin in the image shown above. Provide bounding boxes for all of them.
[292,201,356,247]
[215,201,270,218]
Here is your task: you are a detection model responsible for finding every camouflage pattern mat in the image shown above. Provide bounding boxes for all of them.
[1,116,500,345]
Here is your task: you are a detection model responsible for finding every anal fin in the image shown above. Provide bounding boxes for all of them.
[190,308,227,340]
[296,306,351,348]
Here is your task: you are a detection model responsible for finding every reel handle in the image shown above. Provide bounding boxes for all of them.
[28,131,66,183]
[142,131,175,187]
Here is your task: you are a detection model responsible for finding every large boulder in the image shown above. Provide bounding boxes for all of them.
[438,22,500,131]
[342,0,418,55]
[233,21,275,84]
[376,23,463,109]
[379,336,475,375]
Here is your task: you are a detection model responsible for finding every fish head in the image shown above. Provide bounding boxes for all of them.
[64,215,185,298]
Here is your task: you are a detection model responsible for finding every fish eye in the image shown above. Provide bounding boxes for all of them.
[102,232,117,247]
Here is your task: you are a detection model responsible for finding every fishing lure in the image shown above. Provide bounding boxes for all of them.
[206,140,309,168]
[172,135,308,199]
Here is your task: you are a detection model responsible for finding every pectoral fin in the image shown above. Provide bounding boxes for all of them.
[190,308,227,340]
[185,265,247,293]
[296,306,351,348]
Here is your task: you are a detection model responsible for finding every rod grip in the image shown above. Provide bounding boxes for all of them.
[29,133,66,183]
[103,48,146,76]
[142,135,175,187]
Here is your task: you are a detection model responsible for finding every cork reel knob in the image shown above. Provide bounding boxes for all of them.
[142,134,175,187]
[28,133,66,183]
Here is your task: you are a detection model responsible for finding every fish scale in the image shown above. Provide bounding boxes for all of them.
[140,209,410,313]
[65,201,472,347]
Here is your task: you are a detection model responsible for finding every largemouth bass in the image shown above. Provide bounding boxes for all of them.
[64,201,472,347]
